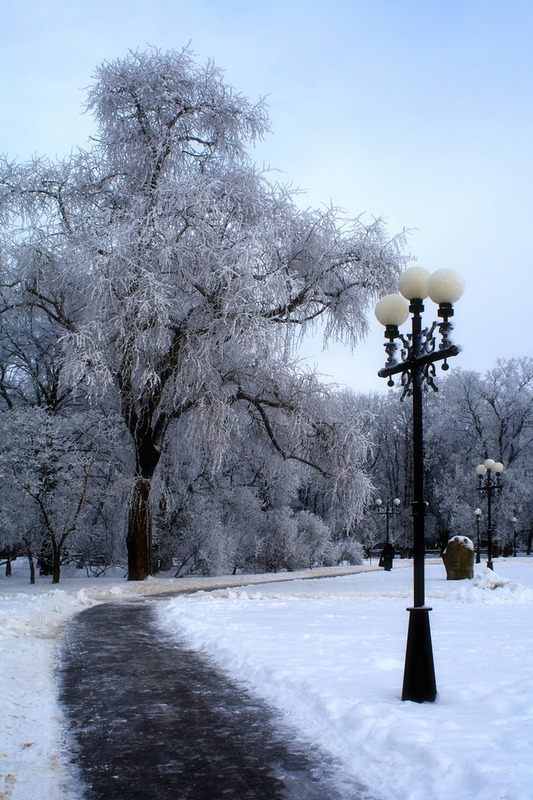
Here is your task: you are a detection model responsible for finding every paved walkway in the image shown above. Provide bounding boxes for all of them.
[58,599,378,800]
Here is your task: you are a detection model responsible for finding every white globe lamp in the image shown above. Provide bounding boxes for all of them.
[427,269,465,305]
[375,294,409,328]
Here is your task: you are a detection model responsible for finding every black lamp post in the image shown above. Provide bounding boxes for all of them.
[374,498,401,544]
[375,266,463,703]
[475,459,504,571]
[474,508,482,564]
[374,498,401,570]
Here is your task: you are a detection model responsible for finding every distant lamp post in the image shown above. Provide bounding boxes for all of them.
[511,516,518,557]
[375,266,464,703]
[374,498,401,571]
[475,459,504,571]
[474,508,482,564]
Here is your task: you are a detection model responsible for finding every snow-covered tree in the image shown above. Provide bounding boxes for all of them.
[355,360,533,554]
[1,47,406,579]
[0,408,108,582]
[425,359,533,550]
[0,287,129,581]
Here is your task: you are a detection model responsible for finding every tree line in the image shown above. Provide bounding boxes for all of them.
[2,49,530,583]
[358,359,533,558]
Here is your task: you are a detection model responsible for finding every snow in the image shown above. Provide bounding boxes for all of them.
[445,535,474,551]
[1,559,533,800]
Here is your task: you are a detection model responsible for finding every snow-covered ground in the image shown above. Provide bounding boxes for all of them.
[1,558,532,800]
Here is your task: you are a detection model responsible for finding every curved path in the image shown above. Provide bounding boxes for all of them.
[58,600,377,800]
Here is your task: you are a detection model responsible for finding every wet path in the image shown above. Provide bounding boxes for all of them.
[58,601,376,800]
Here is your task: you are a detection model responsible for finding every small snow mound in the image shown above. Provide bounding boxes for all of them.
[212,588,264,601]
[473,569,510,590]
[448,567,533,604]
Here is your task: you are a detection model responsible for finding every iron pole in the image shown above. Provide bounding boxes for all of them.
[401,300,437,703]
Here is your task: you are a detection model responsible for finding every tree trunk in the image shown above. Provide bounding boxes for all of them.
[25,543,36,584]
[52,540,61,584]
[127,477,153,580]
[126,418,161,580]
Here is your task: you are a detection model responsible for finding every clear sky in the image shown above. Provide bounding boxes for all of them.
[2,0,532,392]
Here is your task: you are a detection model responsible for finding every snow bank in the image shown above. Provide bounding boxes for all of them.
[0,563,371,800]
[2,560,533,800]
[158,560,533,800]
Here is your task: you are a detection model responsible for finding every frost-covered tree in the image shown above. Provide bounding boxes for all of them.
[152,375,374,576]
[0,292,127,581]
[425,359,533,551]
[0,408,108,582]
[344,390,412,553]
[1,47,406,579]
[357,360,533,552]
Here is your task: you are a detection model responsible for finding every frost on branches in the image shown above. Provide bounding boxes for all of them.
[0,48,406,580]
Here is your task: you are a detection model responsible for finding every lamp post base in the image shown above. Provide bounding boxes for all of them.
[402,607,437,703]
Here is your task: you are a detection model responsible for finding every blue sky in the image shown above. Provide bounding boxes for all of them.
[2,0,533,391]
